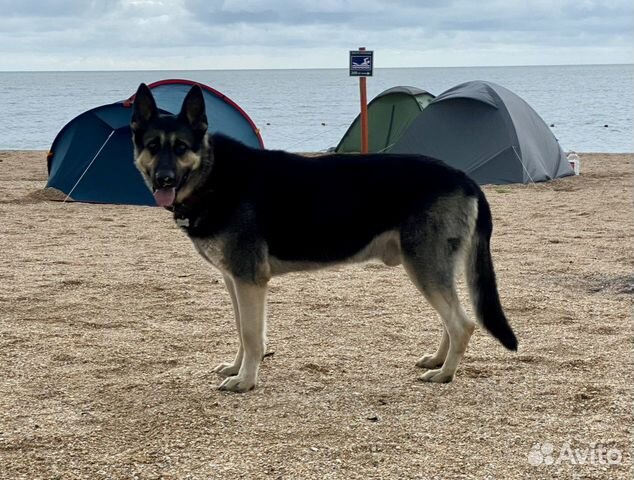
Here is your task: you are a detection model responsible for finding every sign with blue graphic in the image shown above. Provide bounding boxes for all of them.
[349,50,373,76]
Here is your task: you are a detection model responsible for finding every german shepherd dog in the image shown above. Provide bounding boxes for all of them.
[131,83,517,392]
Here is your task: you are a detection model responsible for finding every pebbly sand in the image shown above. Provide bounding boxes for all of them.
[0,151,632,479]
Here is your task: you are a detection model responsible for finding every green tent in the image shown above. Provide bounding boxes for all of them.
[336,86,435,153]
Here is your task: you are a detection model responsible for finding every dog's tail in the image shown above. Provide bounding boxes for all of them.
[467,192,518,351]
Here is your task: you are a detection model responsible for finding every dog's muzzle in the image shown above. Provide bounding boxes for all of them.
[153,171,176,207]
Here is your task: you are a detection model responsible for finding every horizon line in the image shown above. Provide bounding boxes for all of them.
[0,62,632,74]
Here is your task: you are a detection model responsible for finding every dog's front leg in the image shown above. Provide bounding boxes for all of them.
[213,275,243,376]
[218,279,267,392]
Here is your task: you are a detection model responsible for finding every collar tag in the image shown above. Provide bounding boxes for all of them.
[175,217,190,228]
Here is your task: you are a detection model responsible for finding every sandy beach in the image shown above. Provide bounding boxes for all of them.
[0,151,632,479]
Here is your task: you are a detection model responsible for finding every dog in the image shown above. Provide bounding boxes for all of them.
[131,83,518,392]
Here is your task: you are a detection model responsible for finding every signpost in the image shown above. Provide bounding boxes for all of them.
[349,47,373,153]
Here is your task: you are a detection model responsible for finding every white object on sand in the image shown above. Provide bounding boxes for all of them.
[567,152,581,175]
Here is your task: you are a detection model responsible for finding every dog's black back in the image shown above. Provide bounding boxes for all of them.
[178,133,481,263]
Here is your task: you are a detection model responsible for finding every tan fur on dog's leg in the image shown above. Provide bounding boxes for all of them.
[213,275,244,377]
[417,327,449,369]
[218,280,267,392]
[418,291,474,383]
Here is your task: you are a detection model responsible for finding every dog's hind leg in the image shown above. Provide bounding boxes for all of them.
[420,287,474,383]
[404,256,475,383]
[402,195,477,383]
[213,275,244,377]
[416,326,449,369]
[218,279,267,392]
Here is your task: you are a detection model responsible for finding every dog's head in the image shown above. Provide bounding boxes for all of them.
[131,83,210,207]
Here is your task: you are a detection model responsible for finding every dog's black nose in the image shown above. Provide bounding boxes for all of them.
[155,172,176,189]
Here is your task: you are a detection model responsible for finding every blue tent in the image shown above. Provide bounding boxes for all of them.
[47,79,263,205]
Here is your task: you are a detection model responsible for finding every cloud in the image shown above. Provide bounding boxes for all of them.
[0,0,631,70]
[0,0,119,18]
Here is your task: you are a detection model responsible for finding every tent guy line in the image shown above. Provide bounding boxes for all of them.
[63,130,115,203]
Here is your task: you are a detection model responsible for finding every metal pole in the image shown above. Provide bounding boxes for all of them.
[359,46,369,154]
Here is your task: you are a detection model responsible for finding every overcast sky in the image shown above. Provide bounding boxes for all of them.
[0,0,632,71]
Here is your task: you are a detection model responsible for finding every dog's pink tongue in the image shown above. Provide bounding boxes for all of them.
[153,188,176,207]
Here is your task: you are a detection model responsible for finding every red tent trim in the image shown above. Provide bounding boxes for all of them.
[126,78,264,148]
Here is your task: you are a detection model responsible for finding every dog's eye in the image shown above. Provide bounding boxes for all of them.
[146,139,160,152]
[174,141,188,155]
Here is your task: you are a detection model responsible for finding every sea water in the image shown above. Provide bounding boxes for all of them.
[0,64,631,152]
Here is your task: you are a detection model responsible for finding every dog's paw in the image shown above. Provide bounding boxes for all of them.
[213,362,241,377]
[218,375,256,393]
[419,368,454,383]
[416,354,445,369]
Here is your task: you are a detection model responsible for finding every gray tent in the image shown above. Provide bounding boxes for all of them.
[391,81,573,184]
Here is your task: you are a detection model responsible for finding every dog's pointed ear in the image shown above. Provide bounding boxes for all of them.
[179,85,208,134]
[131,83,157,131]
